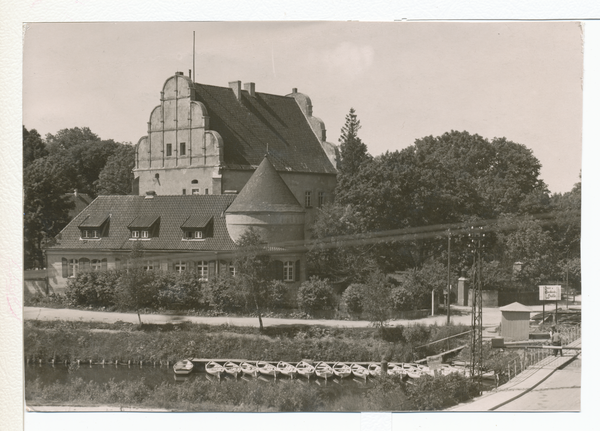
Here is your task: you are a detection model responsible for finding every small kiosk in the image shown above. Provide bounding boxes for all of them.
[499,302,532,341]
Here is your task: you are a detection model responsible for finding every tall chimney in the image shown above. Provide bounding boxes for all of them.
[229,81,242,101]
[188,69,192,78]
[244,82,255,97]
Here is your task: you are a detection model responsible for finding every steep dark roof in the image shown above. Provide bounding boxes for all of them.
[51,195,237,252]
[181,215,213,228]
[226,156,304,214]
[192,83,337,174]
[78,213,110,228]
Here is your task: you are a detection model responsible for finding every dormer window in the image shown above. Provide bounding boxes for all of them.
[128,215,160,240]
[78,214,109,240]
[181,215,213,241]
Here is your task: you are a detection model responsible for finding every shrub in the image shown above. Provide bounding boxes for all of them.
[114,268,160,312]
[342,284,364,314]
[203,275,245,312]
[297,277,335,313]
[405,374,479,410]
[364,374,409,411]
[156,271,204,309]
[66,270,121,308]
[266,280,290,310]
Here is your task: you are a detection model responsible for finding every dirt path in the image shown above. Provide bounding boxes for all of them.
[24,305,496,329]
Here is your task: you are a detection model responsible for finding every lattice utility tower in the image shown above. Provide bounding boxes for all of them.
[468,226,484,390]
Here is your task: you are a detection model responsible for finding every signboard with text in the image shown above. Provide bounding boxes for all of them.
[426,354,443,370]
[539,285,561,301]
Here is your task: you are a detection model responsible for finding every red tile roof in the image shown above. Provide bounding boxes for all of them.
[51,195,237,252]
[192,83,337,175]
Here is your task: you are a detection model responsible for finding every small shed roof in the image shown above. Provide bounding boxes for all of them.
[499,302,532,313]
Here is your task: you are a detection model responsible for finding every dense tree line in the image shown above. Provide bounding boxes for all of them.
[309,109,581,316]
[23,126,135,269]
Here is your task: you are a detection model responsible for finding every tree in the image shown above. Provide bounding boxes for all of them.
[308,203,379,283]
[314,130,550,274]
[23,157,74,268]
[361,270,393,329]
[95,144,136,195]
[23,126,47,169]
[335,108,372,204]
[45,126,100,152]
[234,227,272,331]
[498,215,559,290]
[115,241,155,325]
[45,127,125,196]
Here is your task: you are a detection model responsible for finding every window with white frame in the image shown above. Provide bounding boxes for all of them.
[283,261,294,282]
[174,260,186,273]
[141,230,149,239]
[304,191,312,208]
[229,264,236,277]
[143,260,154,271]
[197,261,209,281]
[194,231,203,239]
[68,259,78,277]
[191,189,200,195]
[131,230,140,238]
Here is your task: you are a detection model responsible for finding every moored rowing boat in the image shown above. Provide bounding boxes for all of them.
[367,363,381,377]
[350,363,368,379]
[257,361,279,377]
[315,362,334,380]
[205,361,225,378]
[173,359,194,375]
[296,361,315,379]
[224,361,241,377]
[241,362,258,378]
[333,362,352,378]
[276,361,297,378]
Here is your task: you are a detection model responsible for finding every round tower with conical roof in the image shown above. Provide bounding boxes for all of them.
[225,156,306,244]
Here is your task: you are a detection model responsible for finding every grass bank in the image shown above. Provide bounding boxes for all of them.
[26,373,477,412]
[24,320,471,364]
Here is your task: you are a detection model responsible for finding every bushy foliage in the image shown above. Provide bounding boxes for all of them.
[114,268,160,313]
[342,283,365,314]
[203,274,245,313]
[404,374,479,410]
[364,374,409,411]
[266,280,291,309]
[156,271,204,309]
[297,277,335,313]
[66,270,121,308]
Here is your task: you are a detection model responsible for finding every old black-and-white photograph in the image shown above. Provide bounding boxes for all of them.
[22,21,582,414]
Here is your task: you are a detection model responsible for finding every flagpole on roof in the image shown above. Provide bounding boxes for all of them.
[193,31,196,83]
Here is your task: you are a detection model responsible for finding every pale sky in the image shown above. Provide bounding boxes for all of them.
[23,21,583,194]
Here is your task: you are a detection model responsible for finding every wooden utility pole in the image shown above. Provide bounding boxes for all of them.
[447,230,451,325]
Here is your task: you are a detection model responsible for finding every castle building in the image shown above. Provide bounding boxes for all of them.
[46,72,338,293]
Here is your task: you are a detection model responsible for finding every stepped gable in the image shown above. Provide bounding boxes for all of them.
[192,82,337,174]
[226,156,304,214]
